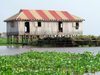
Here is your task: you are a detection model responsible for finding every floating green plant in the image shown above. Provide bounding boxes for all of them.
[0,51,100,75]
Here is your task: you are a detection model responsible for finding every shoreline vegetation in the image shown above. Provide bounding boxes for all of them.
[0,51,100,74]
[1,35,100,47]
[0,36,100,74]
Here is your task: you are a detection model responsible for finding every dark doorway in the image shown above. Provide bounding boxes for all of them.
[25,22,30,33]
[58,22,63,32]
[76,22,79,29]
[38,22,41,27]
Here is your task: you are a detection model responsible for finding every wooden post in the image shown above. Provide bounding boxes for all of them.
[31,35,32,44]
[22,35,23,44]
[18,36,20,43]
[29,35,31,44]
[9,36,11,44]
[7,35,9,44]
[16,36,18,44]
[16,35,17,44]
[11,35,13,44]
[25,35,27,44]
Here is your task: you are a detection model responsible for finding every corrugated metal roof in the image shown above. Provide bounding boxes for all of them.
[4,9,84,22]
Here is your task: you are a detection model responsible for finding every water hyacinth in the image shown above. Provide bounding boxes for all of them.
[0,51,100,75]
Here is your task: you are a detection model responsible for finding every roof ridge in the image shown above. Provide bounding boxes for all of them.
[20,9,68,12]
[16,12,22,20]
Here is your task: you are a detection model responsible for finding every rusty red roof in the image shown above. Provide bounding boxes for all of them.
[4,9,84,22]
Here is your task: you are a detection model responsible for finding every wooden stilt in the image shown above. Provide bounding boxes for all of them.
[18,36,20,44]
[7,35,9,44]
[22,35,23,44]
[11,35,12,44]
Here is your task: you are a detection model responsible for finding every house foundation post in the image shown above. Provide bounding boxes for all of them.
[7,35,9,44]
[18,36,20,44]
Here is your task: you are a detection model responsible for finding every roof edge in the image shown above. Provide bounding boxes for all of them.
[5,19,84,22]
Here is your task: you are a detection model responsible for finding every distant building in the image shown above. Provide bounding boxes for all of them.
[0,33,1,37]
[0,32,7,38]
[4,9,85,37]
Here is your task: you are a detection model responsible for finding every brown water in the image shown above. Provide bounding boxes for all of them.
[0,46,100,55]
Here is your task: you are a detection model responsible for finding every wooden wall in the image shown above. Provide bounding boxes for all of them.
[7,21,18,35]
[7,21,83,36]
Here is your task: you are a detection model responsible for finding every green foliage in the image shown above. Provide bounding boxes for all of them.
[0,37,7,44]
[73,35,100,41]
[31,39,38,46]
[0,51,100,75]
[1,35,100,47]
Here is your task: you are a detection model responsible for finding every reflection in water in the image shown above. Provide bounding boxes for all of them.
[0,46,100,55]
[7,45,27,49]
[7,46,20,48]
[0,46,31,56]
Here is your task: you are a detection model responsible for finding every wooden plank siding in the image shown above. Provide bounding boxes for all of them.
[7,21,83,36]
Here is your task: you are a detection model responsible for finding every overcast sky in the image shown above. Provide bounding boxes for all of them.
[0,0,100,35]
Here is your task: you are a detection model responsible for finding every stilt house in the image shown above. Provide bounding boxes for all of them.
[4,9,84,37]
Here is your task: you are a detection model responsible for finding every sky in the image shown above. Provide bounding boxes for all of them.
[0,0,100,35]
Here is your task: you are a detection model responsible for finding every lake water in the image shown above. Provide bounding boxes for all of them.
[84,72,100,75]
[0,46,100,75]
[0,46,100,55]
